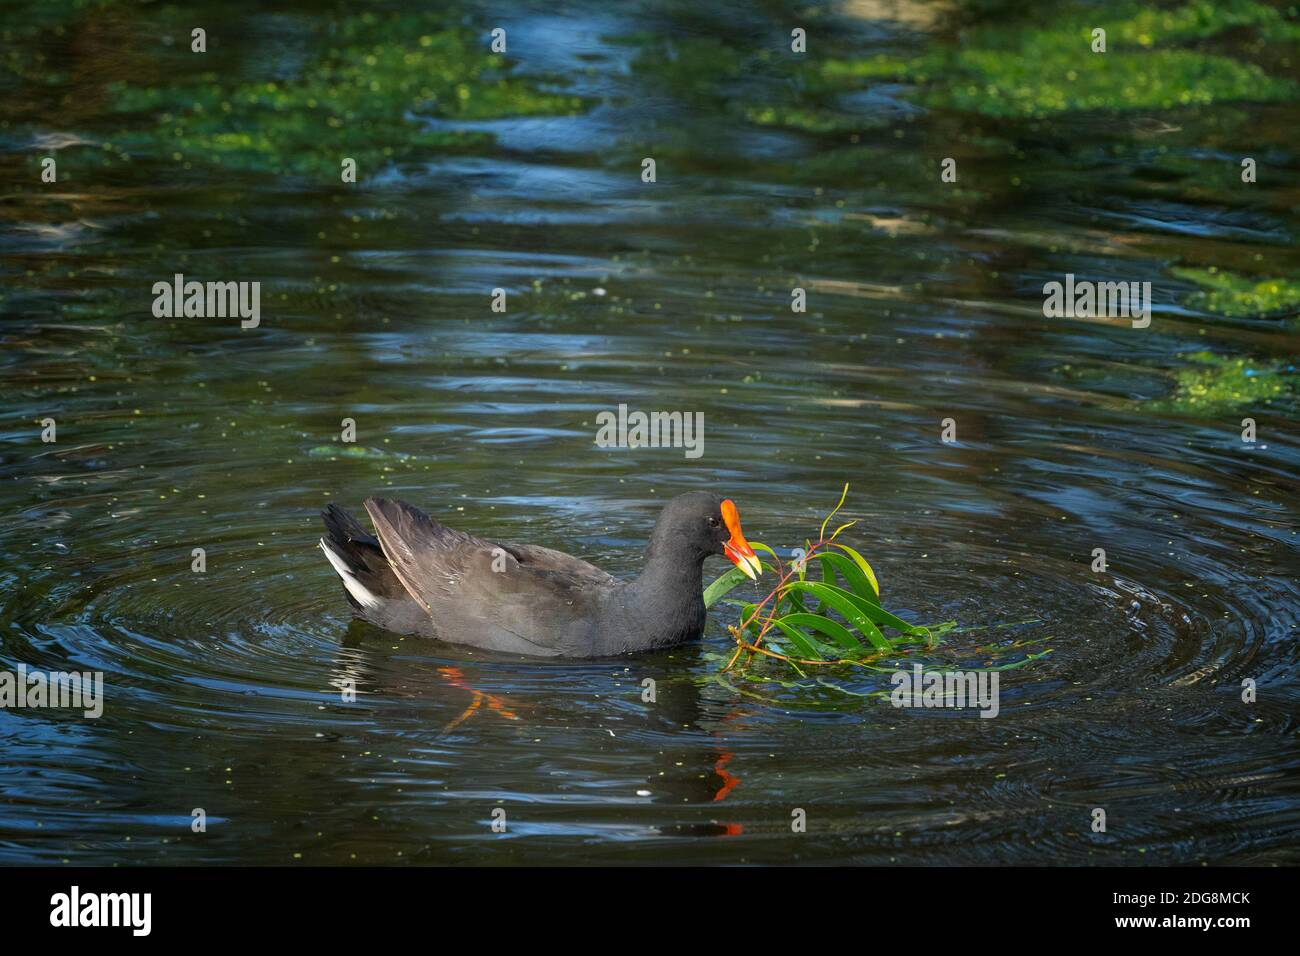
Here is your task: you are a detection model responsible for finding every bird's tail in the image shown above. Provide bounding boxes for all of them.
[319,503,405,611]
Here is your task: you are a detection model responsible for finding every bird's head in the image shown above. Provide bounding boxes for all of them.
[653,492,762,580]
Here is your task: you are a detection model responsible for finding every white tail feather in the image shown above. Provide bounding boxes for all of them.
[319,537,380,608]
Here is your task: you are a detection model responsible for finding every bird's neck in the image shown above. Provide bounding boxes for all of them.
[632,549,706,597]
[631,529,707,595]
[619,537,708,648]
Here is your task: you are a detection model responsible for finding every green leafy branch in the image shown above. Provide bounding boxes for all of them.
[703,484,936,677]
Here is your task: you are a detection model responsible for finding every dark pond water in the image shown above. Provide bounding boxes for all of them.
[1,0,1298,864]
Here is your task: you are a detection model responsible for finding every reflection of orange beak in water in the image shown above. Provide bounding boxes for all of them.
[713,751,741,802]
[708,712,745,835]
[438,666,520,733]
[709,751,744,836]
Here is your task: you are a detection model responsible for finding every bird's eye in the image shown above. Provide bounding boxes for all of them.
[707,516,720,528]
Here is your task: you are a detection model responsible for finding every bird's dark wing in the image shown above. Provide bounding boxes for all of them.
[497,541,618,588]
[362,498,618,654]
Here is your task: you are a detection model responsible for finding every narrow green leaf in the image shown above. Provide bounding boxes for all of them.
[783,581,892,651]
[777,612,863,655]
[813,551,876,603]
[819,482,850,541]
[703,565,748,608]
[768,619,827,660]
[815,581,923,636]
[830,543,880,598]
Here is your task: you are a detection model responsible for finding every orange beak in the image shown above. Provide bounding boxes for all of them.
[721,499,761,581]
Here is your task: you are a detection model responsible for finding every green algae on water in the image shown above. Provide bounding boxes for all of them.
[810,0,1300,120]
[1151,351,1294,415]
[307,445,410,461]
[1172,267,1300,318]
[103,13,585,177]
[630,36,745,101]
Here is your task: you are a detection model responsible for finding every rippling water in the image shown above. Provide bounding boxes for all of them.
[1,0,1298,864]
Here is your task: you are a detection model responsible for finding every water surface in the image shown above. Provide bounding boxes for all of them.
[1,0,1298,864]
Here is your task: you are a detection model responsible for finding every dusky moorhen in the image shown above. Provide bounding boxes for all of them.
[319,492,762,657]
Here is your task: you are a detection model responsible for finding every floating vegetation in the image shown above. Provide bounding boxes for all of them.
[626,1,1298,136]
[1172,267,1300,318]
[630,36,745,101]
[1150,351,1295,414]
[743,104,878,134]
[810,1,1300,121]
[307,445,410,461]
[1105,0,1300,44]
[703,486,1049,689]
[102,12,585,177]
